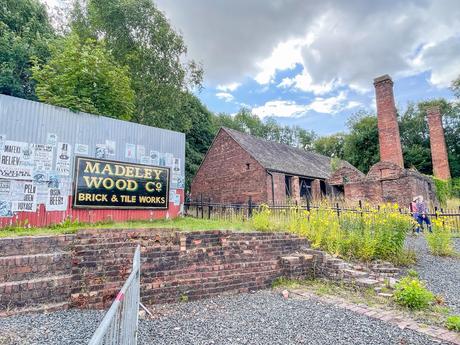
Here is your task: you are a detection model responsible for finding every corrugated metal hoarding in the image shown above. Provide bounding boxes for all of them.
[0,95,185,227]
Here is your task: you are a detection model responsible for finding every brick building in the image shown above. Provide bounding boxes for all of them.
[191,127,357,204]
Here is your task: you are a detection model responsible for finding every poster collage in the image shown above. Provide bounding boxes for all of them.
[0,133,184,218]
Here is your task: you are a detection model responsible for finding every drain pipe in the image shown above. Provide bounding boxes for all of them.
[266,170,275,205]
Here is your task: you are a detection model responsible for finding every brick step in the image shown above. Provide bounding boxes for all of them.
[0,252,71,283]
[0,275,72,310]
[0,301,69,317]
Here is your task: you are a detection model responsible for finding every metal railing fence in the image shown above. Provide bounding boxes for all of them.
[184,197,460,232]
[88,245,141,345]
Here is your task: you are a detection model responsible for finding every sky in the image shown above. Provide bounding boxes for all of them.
[46,0,460,136]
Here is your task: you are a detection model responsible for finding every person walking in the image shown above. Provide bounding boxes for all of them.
[415,195,432,233]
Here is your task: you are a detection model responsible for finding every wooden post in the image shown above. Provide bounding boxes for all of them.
[336,202,340,218]
[208,197,211,219]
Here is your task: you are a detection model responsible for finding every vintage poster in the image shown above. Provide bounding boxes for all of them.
[56,142,72,176]
[46,187,68,211]
[0,134,5,152]
[33,171,49,185]
[47,133,58,147]
[35,183,49,204]
[48,173,60,188]
[75,143,89,156]
[21,144,34,166]
[164,153,174,167]
[150,150,160,165]
[11,181,37,212]
[95,144,107,159]
[125,143,136,159]
[136,145,145,160]
[158,153,166,166]
[0,200,13,217]
[105,140,116,157]
[139,156,151,165]
[173,191,181,206]
[0,180,11,197]
[0,141,33,180]
[172,158,181,174]
[172,174,185,189]
[32,144,53,171]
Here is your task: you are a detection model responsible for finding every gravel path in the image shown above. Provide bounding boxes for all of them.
[406,235,460,314]
[0,291,451,345]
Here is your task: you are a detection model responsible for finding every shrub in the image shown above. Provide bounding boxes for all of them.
[393,276,434,310]
[446,315,460,332]
[252,202,413,265]
[426,221,455,256]
[433,177,451,206]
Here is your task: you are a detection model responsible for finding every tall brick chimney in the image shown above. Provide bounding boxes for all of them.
[374,75,404,167]
[427,105,451,180]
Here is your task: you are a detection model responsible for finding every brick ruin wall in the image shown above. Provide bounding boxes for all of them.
[0,229,313,315]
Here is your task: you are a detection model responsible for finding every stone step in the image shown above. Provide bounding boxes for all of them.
[355,277,380,288]
[0,301,69,317]
[341,269,369,278]
[0,275,72,310]
[0,252,71,283]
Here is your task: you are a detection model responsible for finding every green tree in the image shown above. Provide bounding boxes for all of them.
[0,0,55,99]
[72,0,203,127]
[32,33,134,120]
[399,103,432,174]
[313,133,346,158]
[343,112,380,173]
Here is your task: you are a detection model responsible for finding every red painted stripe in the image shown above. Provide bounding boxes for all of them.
[115,292,124,301]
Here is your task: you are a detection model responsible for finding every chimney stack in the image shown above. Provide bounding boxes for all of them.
[427,105,451,180]
[373,75,404,167]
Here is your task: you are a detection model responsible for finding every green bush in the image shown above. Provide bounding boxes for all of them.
[446,315,460,332]
[393,276,434,310]
[433,177,452,206]
[426,227,455,256]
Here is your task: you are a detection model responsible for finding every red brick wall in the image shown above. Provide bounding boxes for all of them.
[374,75,404,167]
[427,106,451,180]
[0,229,310,313]
[191,129,268,203]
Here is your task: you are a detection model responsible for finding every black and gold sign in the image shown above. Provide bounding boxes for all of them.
[73,157,169,209]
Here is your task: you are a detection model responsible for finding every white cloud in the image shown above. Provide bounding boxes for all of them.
[216,82,241,92]
[278,70,337,95]
[216,92,234,102]
[252,100,307,119]
[251,91,360,119]
[254,37,312,85]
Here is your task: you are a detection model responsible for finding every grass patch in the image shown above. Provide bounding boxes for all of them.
[0,216,252,238]
[446,315,460,332]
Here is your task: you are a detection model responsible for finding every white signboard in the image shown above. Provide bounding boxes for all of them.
[56,142,72,176]
[33,144,53,171]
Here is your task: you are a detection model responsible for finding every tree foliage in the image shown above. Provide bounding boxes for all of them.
[0,0,54,99]
[32,33,134,119]
[71,0,203,127]
[342,112,380,173]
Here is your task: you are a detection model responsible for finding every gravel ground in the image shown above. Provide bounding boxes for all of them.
[406,235,460,314]
[0,291,451,345]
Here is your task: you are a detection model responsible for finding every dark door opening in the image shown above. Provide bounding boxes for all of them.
[299,178,312,201]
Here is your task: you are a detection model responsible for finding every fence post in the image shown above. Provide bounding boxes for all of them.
[248,196,253,218]
[306,197,310,212]
[359,200,363,217]
[434,206,438,219]
[208,198,212,219]
[200,194,204,219]
[196,198,199,218]
[336,202,340,218]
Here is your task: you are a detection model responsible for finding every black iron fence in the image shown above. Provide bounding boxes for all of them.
[184,197,460,232]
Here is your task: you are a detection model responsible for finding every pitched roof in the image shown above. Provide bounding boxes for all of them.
[222,127,349,179]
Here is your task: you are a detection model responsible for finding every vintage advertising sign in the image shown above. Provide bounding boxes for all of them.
[73,157,169,209]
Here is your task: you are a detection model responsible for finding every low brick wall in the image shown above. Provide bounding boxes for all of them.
[0,229,310,314]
